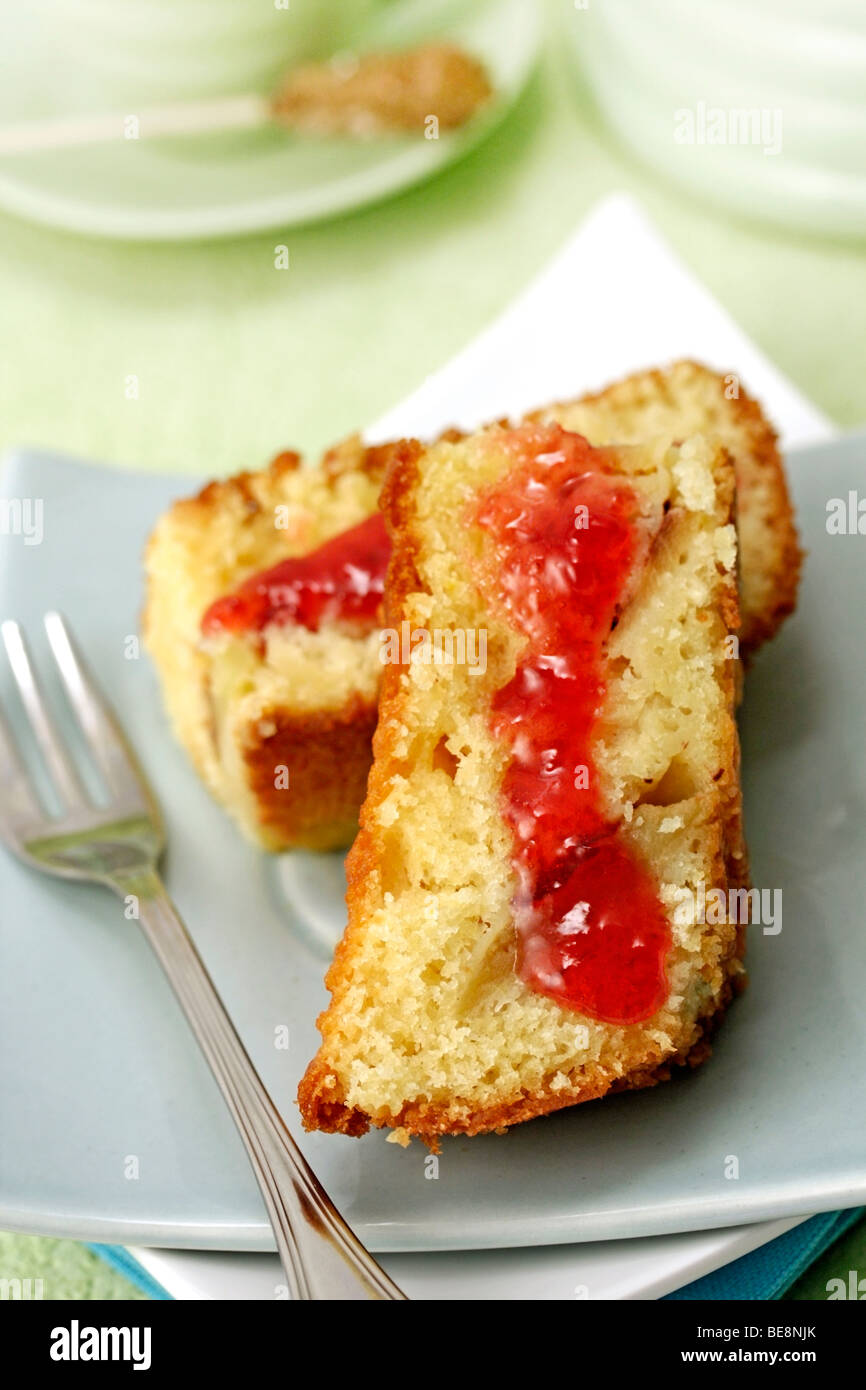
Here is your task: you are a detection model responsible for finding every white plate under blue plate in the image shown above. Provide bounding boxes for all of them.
[1,433,865,1252]
[129,1214,810,1300]
[0,0,539,240]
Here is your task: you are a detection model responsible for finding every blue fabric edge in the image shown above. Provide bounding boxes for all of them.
[87,1244,174,1301]
[664,1208,864,1301]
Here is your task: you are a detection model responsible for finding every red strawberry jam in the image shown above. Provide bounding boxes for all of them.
[473,425,670,1025]
[201,512,390,636]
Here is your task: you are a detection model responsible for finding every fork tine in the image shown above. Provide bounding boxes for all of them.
[43,611,151,812]
[0,702,43,828]
[1,619,87,810]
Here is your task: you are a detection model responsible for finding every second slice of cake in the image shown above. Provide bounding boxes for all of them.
[299,423,749,1143]
[143,438,416,850]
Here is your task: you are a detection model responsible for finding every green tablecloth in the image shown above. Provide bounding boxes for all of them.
[1,39,864,479]
[1,21,864,1300]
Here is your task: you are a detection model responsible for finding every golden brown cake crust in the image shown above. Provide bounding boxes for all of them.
[298,975,744,1147]
[240,695,380,852]
[299,431,750,1146]
[155,436,393,536]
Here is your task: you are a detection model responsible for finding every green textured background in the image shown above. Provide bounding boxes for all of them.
[1,12,864,1299]
[1,34,864,478]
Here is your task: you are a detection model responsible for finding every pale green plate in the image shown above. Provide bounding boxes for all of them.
[0,0,540,240]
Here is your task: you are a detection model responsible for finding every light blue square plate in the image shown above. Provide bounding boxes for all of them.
[1,435,865,1252]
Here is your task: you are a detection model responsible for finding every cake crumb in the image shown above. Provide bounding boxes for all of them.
[386,1127,412,1148]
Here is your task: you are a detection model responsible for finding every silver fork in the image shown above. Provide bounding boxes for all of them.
[0,612,406,1302]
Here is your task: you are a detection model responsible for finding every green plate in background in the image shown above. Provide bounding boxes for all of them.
[0,0,540,241]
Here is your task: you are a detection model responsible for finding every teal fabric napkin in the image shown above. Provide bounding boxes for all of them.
[664,1208,864,1301]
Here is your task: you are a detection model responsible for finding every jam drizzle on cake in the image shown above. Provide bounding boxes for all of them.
[474,425,671,1025]
[202,512,390,636]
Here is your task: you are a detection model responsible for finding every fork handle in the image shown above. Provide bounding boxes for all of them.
[122,869,406,1301]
